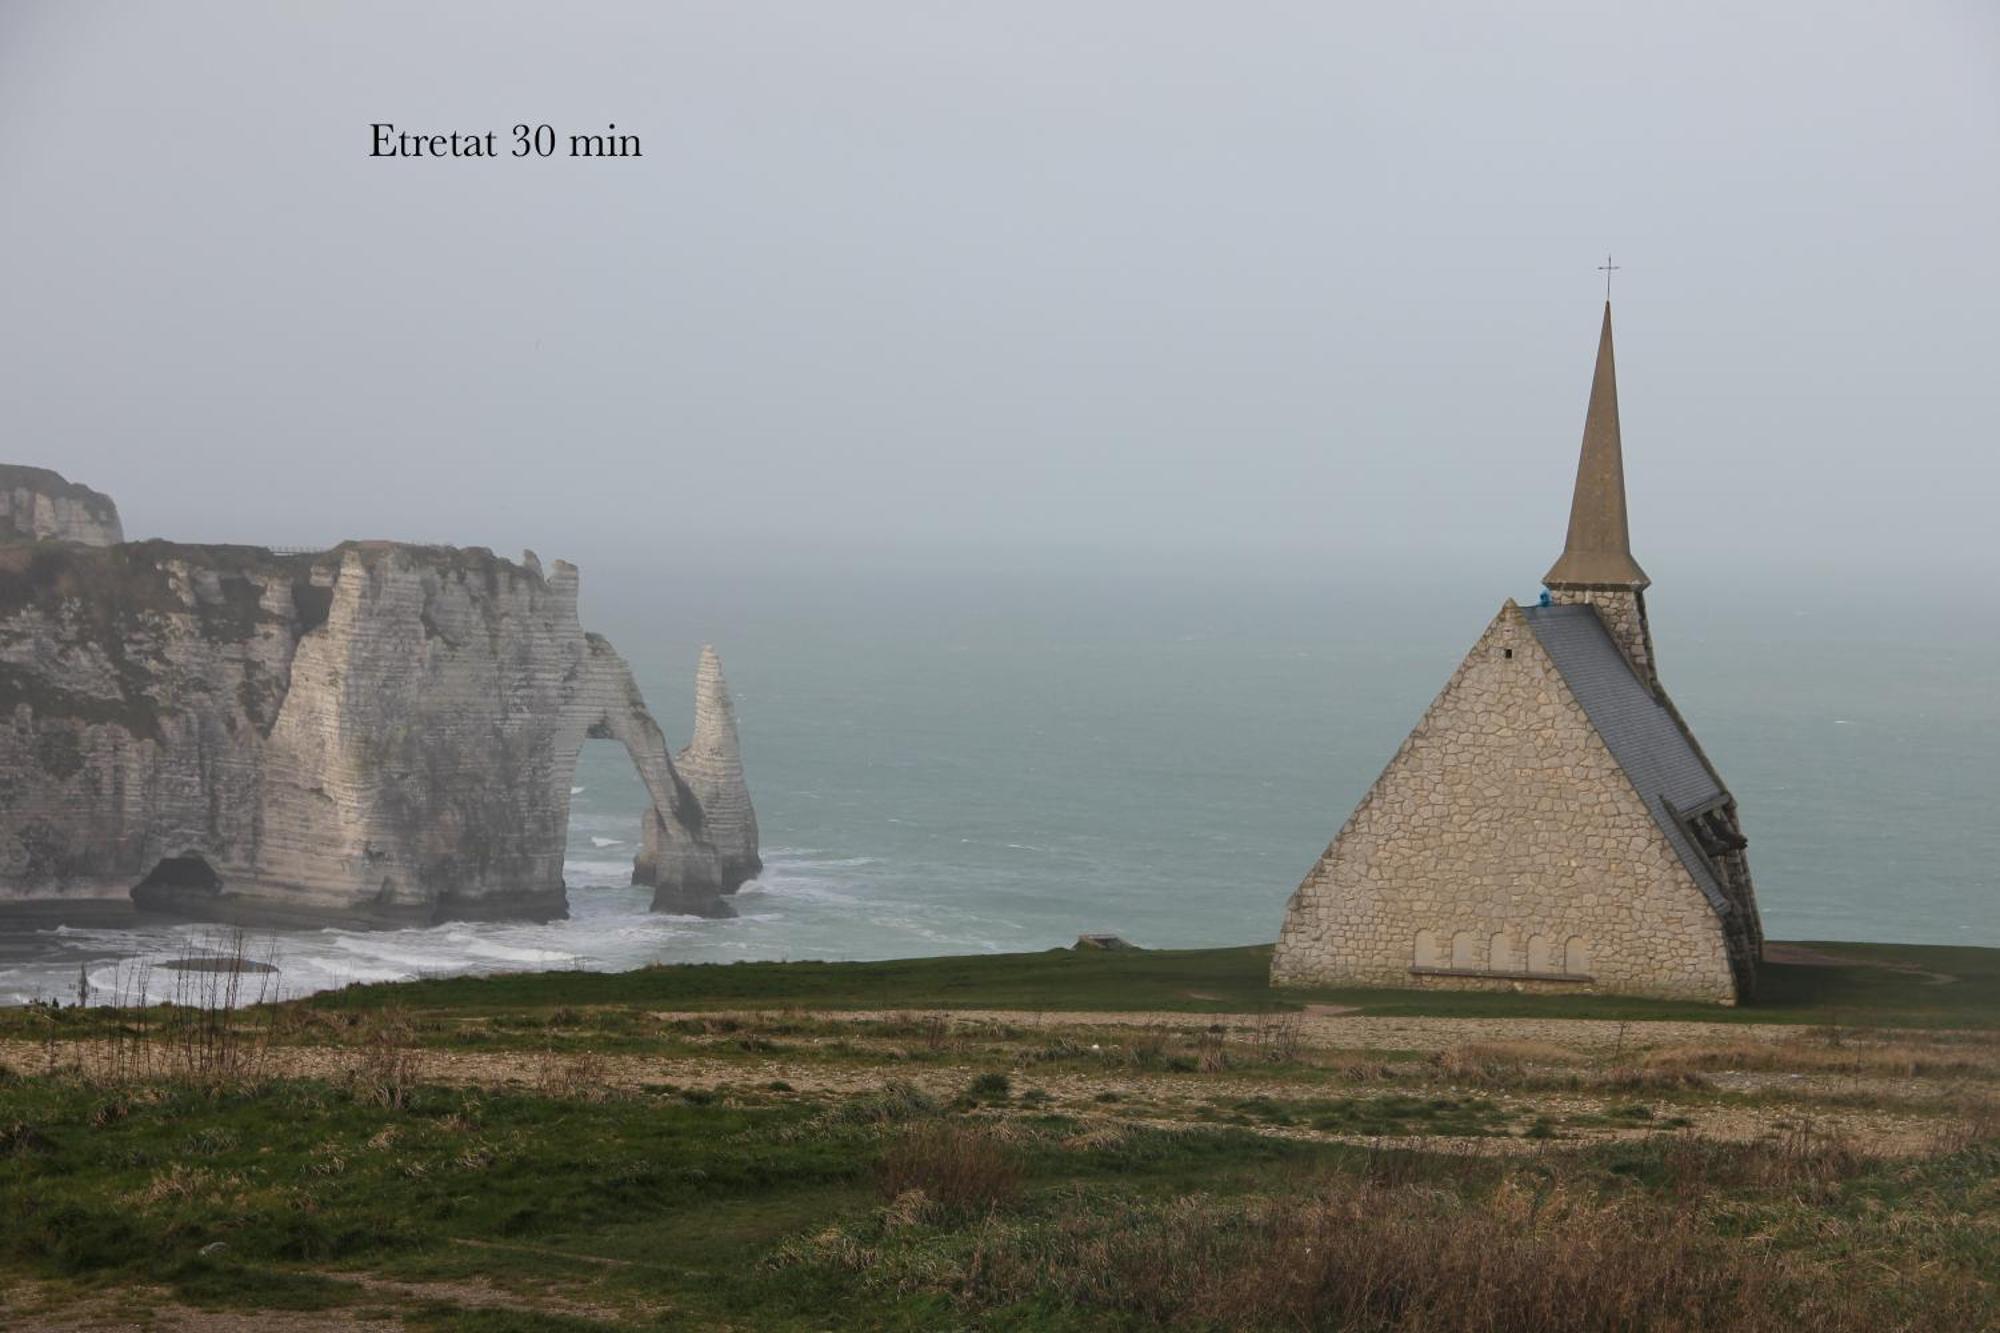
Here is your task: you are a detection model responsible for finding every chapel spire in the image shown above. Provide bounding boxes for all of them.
[1543,302,1650,591]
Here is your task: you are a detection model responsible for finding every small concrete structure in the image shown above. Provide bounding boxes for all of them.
[1272,303,1763,1003]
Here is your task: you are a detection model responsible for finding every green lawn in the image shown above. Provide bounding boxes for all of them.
[3,939,1995,1328]
[2,1067,1992,1329]
[292,939,2000,1030]
[0,1075,1336,1329]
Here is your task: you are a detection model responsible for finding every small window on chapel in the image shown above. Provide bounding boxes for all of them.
[1502,648,1514,660]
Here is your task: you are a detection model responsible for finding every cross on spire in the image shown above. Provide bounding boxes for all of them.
[1598,253,1621,300]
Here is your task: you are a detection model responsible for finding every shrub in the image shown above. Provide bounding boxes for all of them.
[922,1173,1987,1332]
[966,1072,1012,1101]
[535,1049,612,1101]
[1656,1122,1865,1192]
[2,1120,49,1156]
[348,1008,425,1110]
[875,1123,1022,1215]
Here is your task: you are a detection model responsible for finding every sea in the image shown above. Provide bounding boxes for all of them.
[2,567,1993,1006]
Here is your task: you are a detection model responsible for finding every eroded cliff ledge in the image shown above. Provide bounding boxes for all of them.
[0,465,124,547]
[0,477,758,925]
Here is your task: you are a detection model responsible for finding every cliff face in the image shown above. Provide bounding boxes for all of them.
[0,530,756,925]
[641,644,760,914]
[0,465,124,547]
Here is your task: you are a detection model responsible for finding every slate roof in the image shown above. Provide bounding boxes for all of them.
[1520,603,1733,916]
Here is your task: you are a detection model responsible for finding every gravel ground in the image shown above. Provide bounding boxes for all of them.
[6,1005,1984,1157]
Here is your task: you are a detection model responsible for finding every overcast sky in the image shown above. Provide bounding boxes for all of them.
[2,2,1995,587]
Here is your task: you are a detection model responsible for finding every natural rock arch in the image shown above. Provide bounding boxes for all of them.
[564,637,720,912]
[565,636,757,918]
[0,533,760,927]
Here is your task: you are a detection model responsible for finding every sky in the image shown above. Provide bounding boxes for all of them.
[1,2,1996,590]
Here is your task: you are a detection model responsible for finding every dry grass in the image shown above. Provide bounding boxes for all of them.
[128,1162,249,1209]
[1058,1124,1131,1153]
[1598,1065,1712,1092]
[1431,1039,1585,1081]
[348,1008,427,1110]
[801,1154,1988,1332]
[876,1122,1023,1216]
[1448,1039,1584,1066]
[876,1011,959,1053]
[1644,1033,1998,1080]
[1654,1121,1870,1193]
[23,932,283,1089]
[1927,1093,2000,1155]
[534,1048,613,1101]
[1425,1041,1715,1098]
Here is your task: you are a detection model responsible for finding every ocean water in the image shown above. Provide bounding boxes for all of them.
[2,568,1993,1006]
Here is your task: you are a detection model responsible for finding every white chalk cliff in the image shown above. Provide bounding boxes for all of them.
[0,468,758,925]
[642,644,760,913]
[0,465,124,547]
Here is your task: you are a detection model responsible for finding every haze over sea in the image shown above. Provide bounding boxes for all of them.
[2,567,1992,1006]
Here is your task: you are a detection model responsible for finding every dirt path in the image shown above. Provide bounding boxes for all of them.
[706,1006,1810,1053]
[0,1273,632,1333]
[6,1001,1976,1157]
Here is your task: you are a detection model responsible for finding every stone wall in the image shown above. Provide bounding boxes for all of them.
[1548,586,1655,689]
[1272,601,1738,1003]
[0,465,124,547]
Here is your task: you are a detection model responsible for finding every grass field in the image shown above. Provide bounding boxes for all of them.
[1,939,1994,1330]
[287,938,2000,1029]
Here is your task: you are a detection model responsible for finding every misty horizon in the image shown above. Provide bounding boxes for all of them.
[3,2,1996,589]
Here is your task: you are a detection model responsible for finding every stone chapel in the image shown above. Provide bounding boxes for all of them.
[1272,303,1764,1003]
